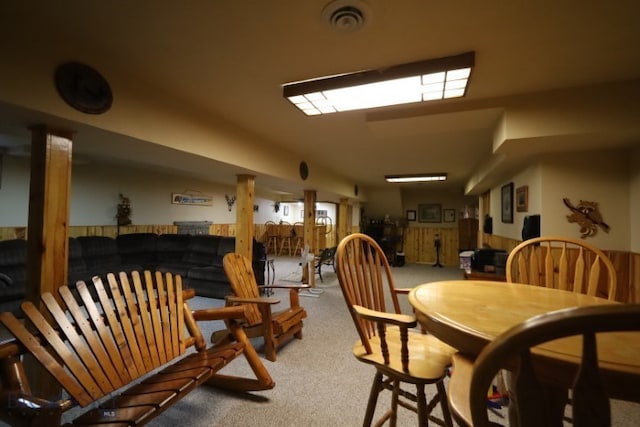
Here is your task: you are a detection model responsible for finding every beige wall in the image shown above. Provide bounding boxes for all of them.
[362,188,404,220]
[540,150,630,252]
[487,148,634,252]
[0,157,338,228]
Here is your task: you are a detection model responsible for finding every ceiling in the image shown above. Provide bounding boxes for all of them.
[1,1,640,202]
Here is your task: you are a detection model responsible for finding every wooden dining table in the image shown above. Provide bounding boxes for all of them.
[408,280,640,404]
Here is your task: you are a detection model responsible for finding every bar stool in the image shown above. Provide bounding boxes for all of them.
[264,221,279,255]
[278,221,293,256]
[292,222,304,256]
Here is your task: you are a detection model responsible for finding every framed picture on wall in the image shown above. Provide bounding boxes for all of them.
[443,209,456,223]
[407,210,416,221]
[501,183,514,223]
[516,185,528,212]
[418,204,442,223]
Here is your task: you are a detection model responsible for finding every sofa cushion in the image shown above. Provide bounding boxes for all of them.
[116,233,158,267]
[187,265,228,282]
[0,272,24,299]
[157,234,191,263]
[68,237,87,274]
[182,235,221,265]
[216,237,235,257]
[77,236,122,269]
[0,239,28,285]
[187,266,231,298]
[0,273,12,286]
[0,239,27,266]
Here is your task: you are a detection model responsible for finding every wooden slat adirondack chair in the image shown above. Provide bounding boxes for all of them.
[0,270,274,427]
[215,253,308,362]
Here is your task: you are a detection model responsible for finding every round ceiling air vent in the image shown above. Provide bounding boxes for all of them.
[322,0,371,33]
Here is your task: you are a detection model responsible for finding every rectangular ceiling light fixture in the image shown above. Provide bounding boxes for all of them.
[385,173,447,183]
[283,51,474,115]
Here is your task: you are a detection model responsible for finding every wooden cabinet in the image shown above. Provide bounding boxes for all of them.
[458,218,478,251]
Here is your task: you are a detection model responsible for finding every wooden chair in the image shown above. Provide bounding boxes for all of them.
[314,246,336,282]
[335,233,456,427]
[447,303,640,427]
[217,253,308,361]
[264,220,279,255]
[292,222,304,256]
[506,236,617,301]
[278,221,293,256]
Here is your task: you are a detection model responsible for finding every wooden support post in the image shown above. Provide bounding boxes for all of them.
[25,125,73,400]
[25,125,73,306]
[235,174,255,260]
[338,198,349,245]
[302,190,316,287]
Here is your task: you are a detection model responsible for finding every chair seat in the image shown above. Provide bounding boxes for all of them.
[272,306,307,335]
[353,327,456,381]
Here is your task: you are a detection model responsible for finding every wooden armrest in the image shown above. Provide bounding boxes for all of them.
[447,352,475,427]
[191,305,246,321]
[353,305,417,327]
[227,296,281,305]
[182,288,196,300]
[261,283,310,290]
[0,340,21,359]
[0,391,73,412]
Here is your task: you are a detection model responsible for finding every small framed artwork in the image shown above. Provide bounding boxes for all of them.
[443,209,456,223]
[171,192,213,206]
[516,185,528,212]
[283,205,289,216]
[501,183,514,223]
[418,204,442,223]
[407,210,417,222]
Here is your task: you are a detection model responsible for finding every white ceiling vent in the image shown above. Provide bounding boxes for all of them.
[322,0,371,33]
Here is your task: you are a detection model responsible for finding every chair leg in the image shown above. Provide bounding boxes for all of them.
[416,383,428,427]
[264,331,277,362]
[390,379,400,427]
[437,379,454,427]
[363,371,384,427]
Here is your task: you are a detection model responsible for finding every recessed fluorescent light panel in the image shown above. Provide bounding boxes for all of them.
[284,51,474,115]
[385,174,447,183]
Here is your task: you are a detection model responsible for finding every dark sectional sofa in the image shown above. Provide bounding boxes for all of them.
[0,233,266,316]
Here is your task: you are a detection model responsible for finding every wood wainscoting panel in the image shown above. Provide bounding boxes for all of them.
[404,227,459,266]
[628,252,640,303]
